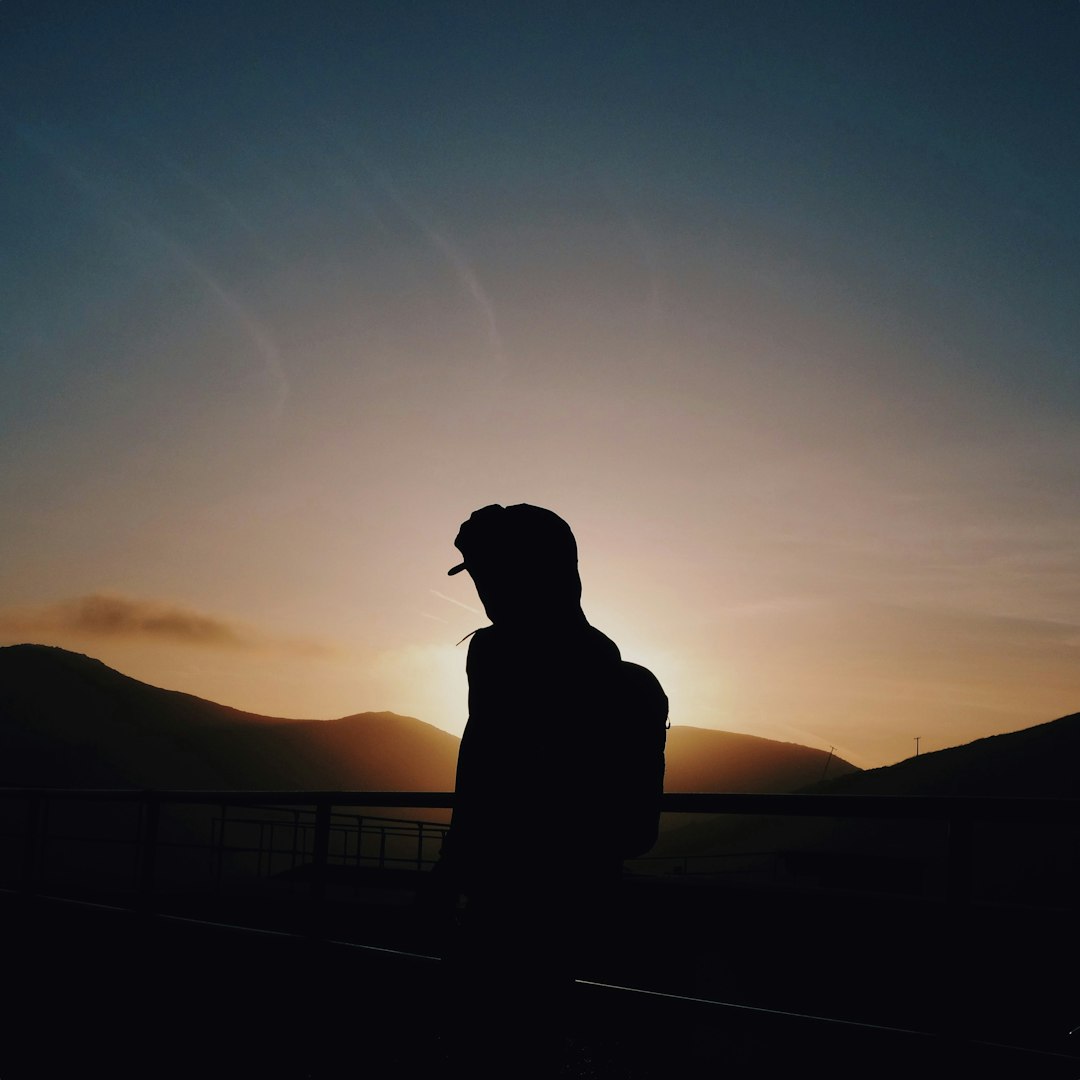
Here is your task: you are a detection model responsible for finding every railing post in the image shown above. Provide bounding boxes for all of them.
[946,814,973,905]
[22,793,42,895]
[213,803,228,891]
[138,793,160,911]
[290,807,302,872]
[311,798,331,904]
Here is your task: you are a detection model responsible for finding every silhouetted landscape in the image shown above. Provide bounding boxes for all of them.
[2,643,1078,1078]
[808,710,1080,798]
[3,642,1075,904]
[653,707,1080,909]
[665,725,858,791]
[0,644,460,792]
[0,644,861,796]
[6,3,1080,1074]
[9,642,1070,804]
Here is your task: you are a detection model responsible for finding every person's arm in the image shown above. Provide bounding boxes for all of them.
[440,628,497,868]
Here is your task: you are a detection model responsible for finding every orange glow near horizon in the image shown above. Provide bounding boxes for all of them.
[3,7,1078,771]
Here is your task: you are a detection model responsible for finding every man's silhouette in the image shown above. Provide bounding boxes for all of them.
[435,503,667,1073]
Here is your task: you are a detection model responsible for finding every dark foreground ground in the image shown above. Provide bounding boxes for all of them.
[2,881,1078,1080]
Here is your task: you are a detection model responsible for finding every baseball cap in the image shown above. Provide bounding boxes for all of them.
[448,503,578,576]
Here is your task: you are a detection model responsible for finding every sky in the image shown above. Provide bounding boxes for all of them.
[2,1,1078,768]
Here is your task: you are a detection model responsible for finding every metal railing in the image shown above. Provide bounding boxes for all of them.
[1,787,1077,910]
[207,804,448,882]
[0,789,455,907]
[2,787,1077,1074]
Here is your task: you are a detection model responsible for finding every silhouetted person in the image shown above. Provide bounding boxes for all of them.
[433,503,667,1075]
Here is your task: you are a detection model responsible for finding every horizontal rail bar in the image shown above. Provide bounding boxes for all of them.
[1,788,1077,823]
[661,792,1080,822]
[0,789,456,808]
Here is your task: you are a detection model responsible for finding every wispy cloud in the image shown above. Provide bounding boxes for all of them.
[372,164,506,374]
[0,594,333,655]
[318,128,506,377]
[429,589,482,615]
[14,122,289,419]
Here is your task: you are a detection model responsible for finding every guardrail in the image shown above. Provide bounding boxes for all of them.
[2,788,1077,910]
[1,787,1077,1075]
[1,789,455,908]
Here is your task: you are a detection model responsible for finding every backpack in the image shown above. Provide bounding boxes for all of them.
[611,661,669,859]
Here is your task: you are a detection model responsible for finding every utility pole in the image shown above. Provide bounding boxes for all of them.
[914,736,921,757]
[820,745,835,782]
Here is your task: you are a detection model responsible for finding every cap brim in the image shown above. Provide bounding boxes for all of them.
[447,562,467,576]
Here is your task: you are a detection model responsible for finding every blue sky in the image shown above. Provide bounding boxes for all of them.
[2,2,1078,765]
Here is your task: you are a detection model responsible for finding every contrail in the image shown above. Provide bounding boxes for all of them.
[192,267,288,420]
[318,126,506,377]
[140,139,265,241]
[430,589,482,615]
[14,122,289,419]
[375,166,506,374]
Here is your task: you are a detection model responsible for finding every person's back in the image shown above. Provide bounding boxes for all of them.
[441,504,665,889]
[435,504,667,1064]
[440,498,665,946]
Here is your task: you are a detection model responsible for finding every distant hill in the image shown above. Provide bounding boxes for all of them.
[651,728,858,860]
[0,645,863,801]
[665,726,858,793]
[808,710,1080,798]
[0,644,461,793]
[656,710,1080,901]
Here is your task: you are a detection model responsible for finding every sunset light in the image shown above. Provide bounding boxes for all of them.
[2,3,1077,770]
[4,9,1080,1078]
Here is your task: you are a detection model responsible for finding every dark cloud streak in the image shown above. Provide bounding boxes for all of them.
[0,594,331,655]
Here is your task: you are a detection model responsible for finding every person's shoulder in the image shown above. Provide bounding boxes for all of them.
[467,625,495,648]
[465,624,499,664]
[620,660,668,706]
[583,624,621,662]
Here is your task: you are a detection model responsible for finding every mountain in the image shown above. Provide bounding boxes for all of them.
[658,710,1080,901]
[665,726,858,792]
[0,644,461,792]
[0,644,862,798]
[808,710,1080,798]
[649,727,857,860]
